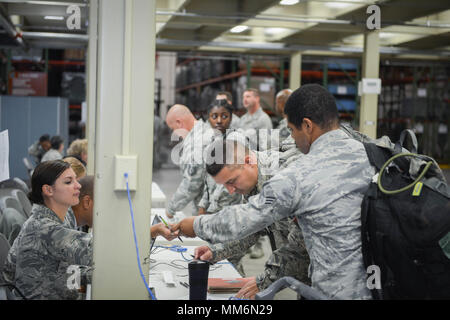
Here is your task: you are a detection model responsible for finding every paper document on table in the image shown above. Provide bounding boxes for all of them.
[208,278,253,293]
[0,130,9,182]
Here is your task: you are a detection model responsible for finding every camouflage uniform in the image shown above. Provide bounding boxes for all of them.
[194,129,375,299]
[208,147,310,288]
[63,207,78,230]
[166,120,215,216]
[240,107,274,152]
[28,141,46,165]
[198,174,242,214]
[2,204,93,300]
[41,149,63,162]
[239,107,273,130]
[230,114,241,129]
[198,129,248,214]
[276,118,291,147]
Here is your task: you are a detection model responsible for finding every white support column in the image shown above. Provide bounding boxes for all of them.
[359,31,380,139]
[91,0,155,299]
[289,51,302,90]
[86,0,98,175]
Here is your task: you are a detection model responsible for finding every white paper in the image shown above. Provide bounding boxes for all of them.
[362,78,381,94]
[337,86,347,95]
[0,130,10,182]
[259,83,271,92]
[81,101,87,124]
[417,88,427,98]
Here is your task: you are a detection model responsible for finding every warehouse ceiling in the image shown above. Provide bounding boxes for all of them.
[0,0,448,59]
[0,0,88,49]
[155,0,450,59]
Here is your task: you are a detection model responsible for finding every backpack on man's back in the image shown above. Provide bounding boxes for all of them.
[361,129,450,299]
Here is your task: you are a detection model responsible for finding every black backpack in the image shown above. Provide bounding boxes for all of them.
[361,130,450,300]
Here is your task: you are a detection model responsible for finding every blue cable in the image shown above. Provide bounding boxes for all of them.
[180,252,192,262]
[124,173,157,300]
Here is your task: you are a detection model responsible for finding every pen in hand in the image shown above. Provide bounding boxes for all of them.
[158,215,183,243]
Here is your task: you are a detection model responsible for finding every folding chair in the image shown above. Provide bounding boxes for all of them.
[255,277,329,300]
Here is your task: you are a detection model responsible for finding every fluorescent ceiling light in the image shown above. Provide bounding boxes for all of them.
[325,1,354,9]
[265,27,289,35]
[379,32,395,38]
[280,0,299,5]
[230,25,248,33]
[44,16,65,20]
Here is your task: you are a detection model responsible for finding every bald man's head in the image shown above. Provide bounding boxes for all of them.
[276,89,293,116]
[165,104,197,134]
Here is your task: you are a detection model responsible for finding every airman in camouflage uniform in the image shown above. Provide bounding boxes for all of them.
[166,119,215,217]
[198,173,243,214]
[275,89,293,146]
[204,145,310,287]
[198,129,249,214]
[2,204,93,300]
[277,118,291,145]
[240,88,273,154]
[240,107,273,131]
[192,129,375,299]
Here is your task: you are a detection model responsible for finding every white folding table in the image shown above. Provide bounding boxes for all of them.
[148,245,242,300]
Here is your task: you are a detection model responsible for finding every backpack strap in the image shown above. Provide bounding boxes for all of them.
[265,227,277,252]
[396,129,418,154]
[378,153,433,195]
[363,142,390,172]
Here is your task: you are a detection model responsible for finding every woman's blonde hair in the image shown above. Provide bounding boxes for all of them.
[67,139,88,159]
[63,156,86,178]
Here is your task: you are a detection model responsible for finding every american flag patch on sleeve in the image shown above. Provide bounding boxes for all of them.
[265,196,276,205]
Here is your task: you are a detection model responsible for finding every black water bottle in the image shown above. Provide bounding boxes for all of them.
[188,260,210,300]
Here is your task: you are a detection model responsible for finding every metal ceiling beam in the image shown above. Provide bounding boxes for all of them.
[0,4,26,48]
[158,0,281,41]
[156,38,450,58]
[281,0,450,46]
[21,31,88,42]
[156,10,450,28]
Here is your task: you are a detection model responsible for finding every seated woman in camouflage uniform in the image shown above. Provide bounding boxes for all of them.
[1,160,92,299]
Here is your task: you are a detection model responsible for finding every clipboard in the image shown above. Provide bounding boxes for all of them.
[150,215,162,252]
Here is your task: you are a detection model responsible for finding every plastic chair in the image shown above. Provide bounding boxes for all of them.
[22,158,34,179]
[0,197,26,220]
[0,188,15,200]
[10,190,32,218]
[0,207,26,246]
[0,233,10,273]
[0,230,27,300]
[0,178,29,195]
[255,277,329,300]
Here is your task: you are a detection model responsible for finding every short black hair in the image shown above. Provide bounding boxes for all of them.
[217,91,232,103]
[28,160,70,204]
[284,84,339,130]
[208,99,233,115]
[50,135,64,149]
[205,139,250,177]
[39,134,50,143]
